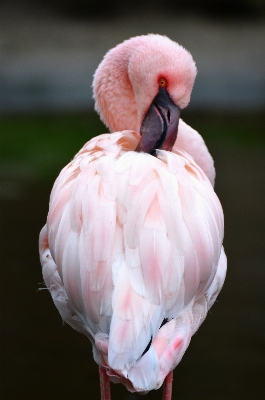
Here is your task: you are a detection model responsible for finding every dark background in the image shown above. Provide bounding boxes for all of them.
[1,1,265,399]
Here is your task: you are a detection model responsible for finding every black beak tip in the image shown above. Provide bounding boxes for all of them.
[136,88,180,155]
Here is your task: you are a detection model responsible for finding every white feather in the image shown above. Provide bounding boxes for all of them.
[40,129,226,393]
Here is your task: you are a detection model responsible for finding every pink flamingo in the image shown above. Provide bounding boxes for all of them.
[39,34,226,399]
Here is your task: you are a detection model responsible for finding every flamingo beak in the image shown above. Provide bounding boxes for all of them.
[136,87,180,156]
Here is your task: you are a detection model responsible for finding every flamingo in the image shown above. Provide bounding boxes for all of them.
[39,34,227,399]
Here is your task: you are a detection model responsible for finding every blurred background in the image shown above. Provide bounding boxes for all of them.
[1,0,265,399]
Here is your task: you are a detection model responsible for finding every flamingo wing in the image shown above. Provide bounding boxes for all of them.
[39,129,226,392]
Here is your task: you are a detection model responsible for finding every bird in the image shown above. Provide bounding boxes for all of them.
[39,34,227,400]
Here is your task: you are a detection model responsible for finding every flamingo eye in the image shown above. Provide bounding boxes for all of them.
[159,78,167,88]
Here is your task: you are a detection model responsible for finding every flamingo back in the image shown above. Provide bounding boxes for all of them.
[39,130,226,392]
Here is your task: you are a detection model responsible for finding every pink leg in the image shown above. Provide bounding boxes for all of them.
[99,367,111,400]
[162,371,173,400]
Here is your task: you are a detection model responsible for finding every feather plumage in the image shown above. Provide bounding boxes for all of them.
[40,131,226,392]
[39,34,226,395]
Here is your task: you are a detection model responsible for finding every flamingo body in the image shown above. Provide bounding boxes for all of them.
[39,34,226,394]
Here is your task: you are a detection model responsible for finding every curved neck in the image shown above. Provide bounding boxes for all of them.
[93,44,139,133]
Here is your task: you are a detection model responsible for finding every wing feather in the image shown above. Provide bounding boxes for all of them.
[40,130,226,393]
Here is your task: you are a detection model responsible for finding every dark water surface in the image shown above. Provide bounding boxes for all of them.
[1,143,265,399]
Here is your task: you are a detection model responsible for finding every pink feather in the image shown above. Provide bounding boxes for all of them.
[39,34,226,395]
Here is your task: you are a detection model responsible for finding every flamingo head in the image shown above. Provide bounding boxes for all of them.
[93,34,197,154]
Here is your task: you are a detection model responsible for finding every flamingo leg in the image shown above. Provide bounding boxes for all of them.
[99,367,111,400]
[162,371,173,400]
